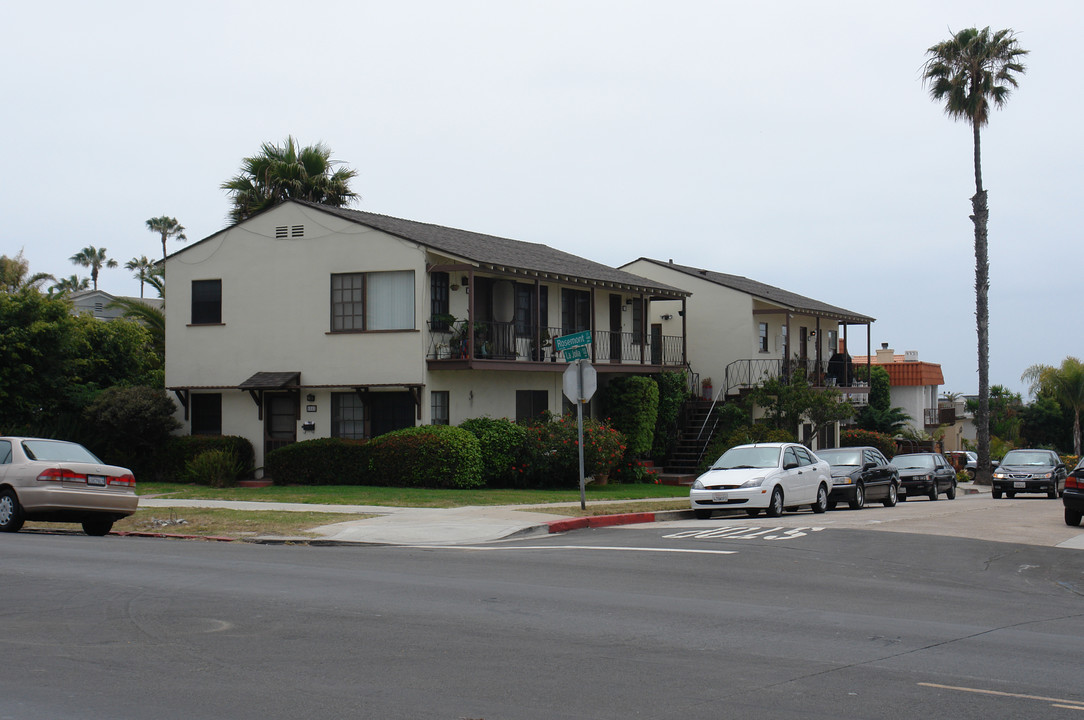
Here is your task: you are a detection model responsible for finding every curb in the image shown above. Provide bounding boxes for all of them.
[547,509,693,534]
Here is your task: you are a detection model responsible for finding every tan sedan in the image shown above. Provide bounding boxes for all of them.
[0,437,138,536]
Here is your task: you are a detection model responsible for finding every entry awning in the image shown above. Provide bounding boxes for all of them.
[238,371,301,390]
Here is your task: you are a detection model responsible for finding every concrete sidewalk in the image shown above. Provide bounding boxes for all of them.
[136,496,687,545]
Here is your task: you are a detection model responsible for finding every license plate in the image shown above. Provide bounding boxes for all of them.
[1013,481,1026,488]
[712,492,728,502]
[87,475,106,487]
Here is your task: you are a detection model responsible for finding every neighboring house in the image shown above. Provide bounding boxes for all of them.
[618,258,875,449]
[937,397,977,452]
[853,344,945,436]
[164,200,690,470]
[68,289,163,320]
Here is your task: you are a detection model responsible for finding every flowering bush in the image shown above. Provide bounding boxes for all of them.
[840,428,896,458]
[516,413,627,488]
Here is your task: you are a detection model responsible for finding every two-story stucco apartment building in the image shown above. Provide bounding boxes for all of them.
[164,201,690,469]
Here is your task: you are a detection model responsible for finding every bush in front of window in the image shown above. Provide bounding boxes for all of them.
[366,425,483,489]
[264,438,369,485]
[518,413,627,488]
[600,376,659,457]
[184,449,244,488]
[458,417,529,488]
[151,435,256,483]
[82,386,181,478]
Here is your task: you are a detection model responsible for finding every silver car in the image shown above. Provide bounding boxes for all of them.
[0,437,139,536]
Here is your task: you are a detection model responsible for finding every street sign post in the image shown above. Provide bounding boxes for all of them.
[562,359,597,509]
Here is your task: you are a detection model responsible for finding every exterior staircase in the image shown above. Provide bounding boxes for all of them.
[659,400,721,485]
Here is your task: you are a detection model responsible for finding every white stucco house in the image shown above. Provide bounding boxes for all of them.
[618,258,876,449]
[853,344,945,437]
[164,201,690,470]
[68,289,163,320]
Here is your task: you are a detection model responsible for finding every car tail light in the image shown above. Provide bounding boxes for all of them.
[36,468,87,482]
[1068,474,1082,490]
[109,473,136,487]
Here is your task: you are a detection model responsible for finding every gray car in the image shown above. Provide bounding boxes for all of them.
[0,437,139,535]
[891,452,957,501]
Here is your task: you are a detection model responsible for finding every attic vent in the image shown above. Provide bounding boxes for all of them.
[275,226,288,239]
[291,225,304,237]
[94,302,104,312]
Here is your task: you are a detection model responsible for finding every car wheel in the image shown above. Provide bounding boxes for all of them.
[1066,508,1083,527]
[826,500,837,511]
[992,489,1003,499]
[928,480,939,501]
[946,480,957,500]
[765,487,784,518]
[811,484,828,514]
[0,489,24,533]
[848,483,865,510]
[745,509,761,518]
[81,518,114,536]
[1048,486,1058,499]
[883,483,898,507]
[694,509,712,520]
[966,468,976,481]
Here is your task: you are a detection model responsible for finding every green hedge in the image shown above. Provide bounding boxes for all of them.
[366,425,483,489]
[150,435,255,483]
[459,417,528,487]
[601,376,658,456]
[264,437,370,486]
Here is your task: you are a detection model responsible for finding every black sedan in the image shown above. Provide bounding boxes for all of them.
[891,452,957,501]
[817,446,899,509]
[992,448,1066,499]
[1065,458,1084,526]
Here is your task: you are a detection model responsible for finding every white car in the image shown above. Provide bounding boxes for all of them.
[0,437,139,536]
[690,442,832,519]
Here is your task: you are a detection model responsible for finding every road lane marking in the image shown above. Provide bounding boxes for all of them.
[663,526,826,541]
[919,682,1084,709]
[405,545,737,555]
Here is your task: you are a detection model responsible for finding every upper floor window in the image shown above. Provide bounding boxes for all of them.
[331,270,415,332]
[430,272,450,331]
[514,284,548,337]
[561,288,590,334]
[191,279,222,325]
[758,322,769,352]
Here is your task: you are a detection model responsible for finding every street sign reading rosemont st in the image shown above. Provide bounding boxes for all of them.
[554,330,592,352]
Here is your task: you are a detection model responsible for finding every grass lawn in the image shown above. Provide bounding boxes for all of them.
[138,482,690,508]
[26,508,362,539]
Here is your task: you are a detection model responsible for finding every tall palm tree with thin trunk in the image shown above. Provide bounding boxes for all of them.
[1022,358,1084,455]
[125,255,156,298]
[146,216,187,262]
[69,246,118,291]
[221,136,359,223]
[922,27,1027,484]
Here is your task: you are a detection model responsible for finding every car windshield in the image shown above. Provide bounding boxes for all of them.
[711,446,781,470]
[21,439,102,464]
[817,449,862,466]
[893,454,934,470]
[1000,450,1053,466]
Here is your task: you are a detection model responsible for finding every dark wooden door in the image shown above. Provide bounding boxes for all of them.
[609,294,622,362]
[264,393,297,457]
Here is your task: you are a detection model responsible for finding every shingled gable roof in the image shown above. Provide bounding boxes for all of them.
[629,257,874,324]
[290,201,688,298]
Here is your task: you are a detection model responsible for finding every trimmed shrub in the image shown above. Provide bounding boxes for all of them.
[652,370,688,460]
[518,413,627,488]
[366,425,483,489]
[82,386,180,478]
[601,376,658,456]
[151,435,256,483]
[698,424,795,473]
[185,449,243,488]
[459,417,529,487]
[264,438,370,486]
[840,428,896,458]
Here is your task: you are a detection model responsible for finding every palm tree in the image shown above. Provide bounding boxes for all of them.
[146,216,187,262]
[922,27,1028,483]
[0,250,53,293]
[146,264,165,298]
[1022,357,1084,455]
[69,246,118,291]
[125,255,157,298]
[221,136,359,223]
[50,275,90,294]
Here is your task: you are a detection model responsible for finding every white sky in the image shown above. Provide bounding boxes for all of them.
[1,1,1075,397]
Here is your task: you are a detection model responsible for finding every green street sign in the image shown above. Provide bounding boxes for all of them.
[555,330,592,352]
[563,345,590,361]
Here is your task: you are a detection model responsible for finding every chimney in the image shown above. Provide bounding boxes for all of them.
[904,350,919,362]
[876,343,895,363]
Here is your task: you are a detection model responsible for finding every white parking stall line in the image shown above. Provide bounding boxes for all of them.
[406,545,737,555]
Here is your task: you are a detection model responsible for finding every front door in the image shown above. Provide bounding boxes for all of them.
[264,393,297,457]
[650,323,662,365]
[609,294,622,362]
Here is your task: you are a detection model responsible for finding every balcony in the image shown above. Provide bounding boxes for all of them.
[925,407,956,427]
[427,320,685,371]
[722,358,871,399]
